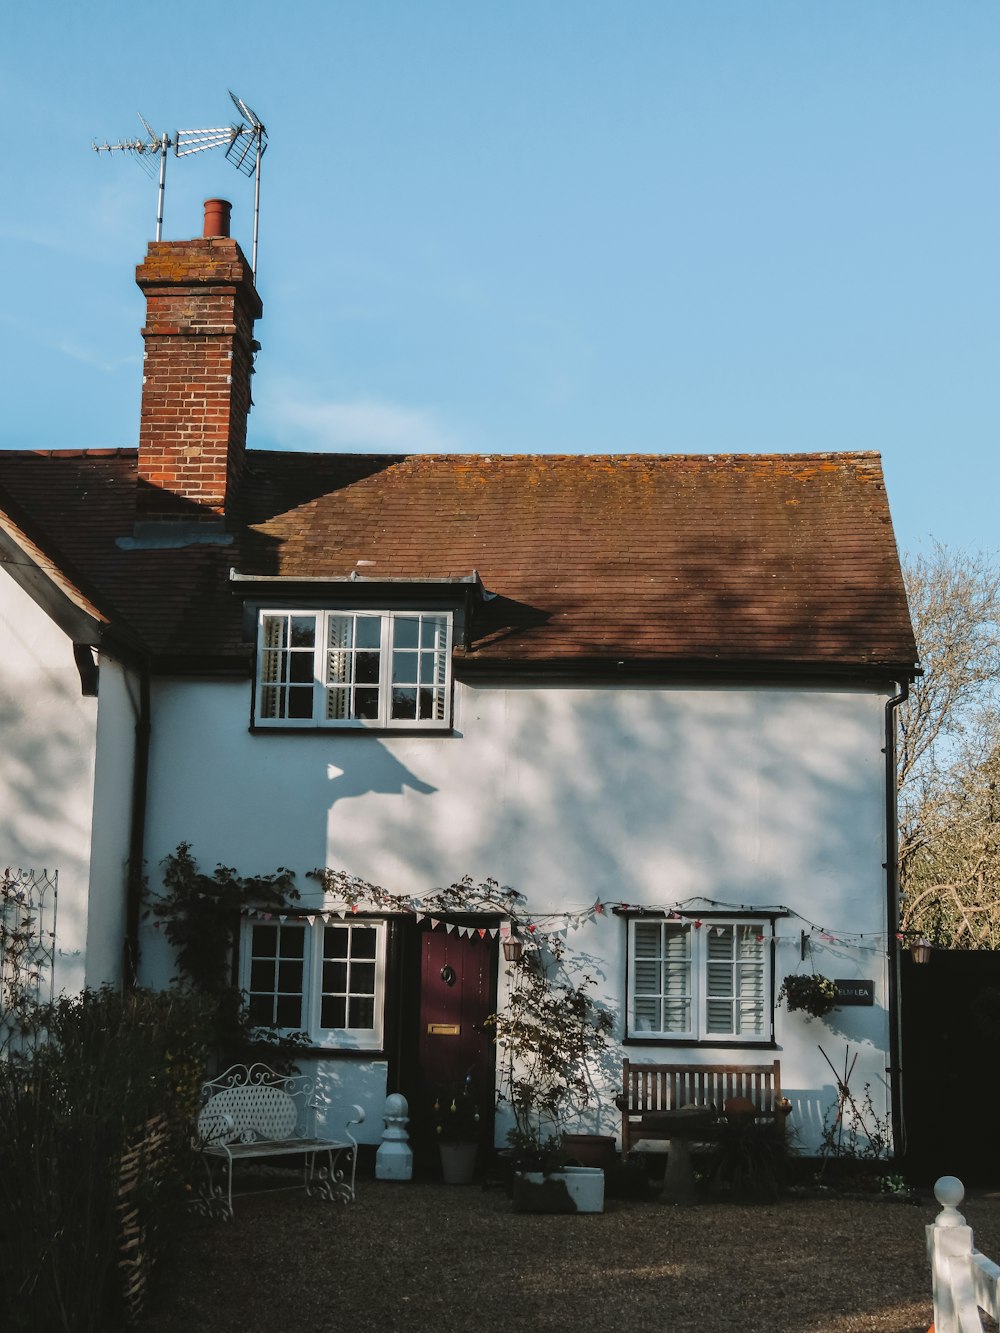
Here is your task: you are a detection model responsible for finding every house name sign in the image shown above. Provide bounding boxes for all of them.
[833,979,874,1006]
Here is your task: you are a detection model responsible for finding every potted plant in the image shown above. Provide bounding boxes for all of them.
[778,973,838,1019]
[486,938,614,1212]
[433,1074,482,1184]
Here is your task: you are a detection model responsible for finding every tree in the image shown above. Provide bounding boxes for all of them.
[898,544,1000,947]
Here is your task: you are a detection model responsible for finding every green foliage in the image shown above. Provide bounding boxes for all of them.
[147,845,307,1068]
[707,1116,789,1201]
[777,973,838,1018]
[149,842,298,992]
[0,987,215,1332]
[486,942,614,1155]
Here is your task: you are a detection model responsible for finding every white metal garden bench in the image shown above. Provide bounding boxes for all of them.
[193,1062,364,1220]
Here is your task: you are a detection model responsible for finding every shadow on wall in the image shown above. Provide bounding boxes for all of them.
[321,680,886,926]
[0,670,97,985]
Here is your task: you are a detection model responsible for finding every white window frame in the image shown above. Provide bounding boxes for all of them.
[241,916,388,1052]
[626,917,772,1043]
[253,608,453,730]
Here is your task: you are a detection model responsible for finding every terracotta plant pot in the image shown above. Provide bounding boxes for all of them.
[560,1133,617,1169]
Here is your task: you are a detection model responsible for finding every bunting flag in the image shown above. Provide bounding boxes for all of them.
[594,899,605,915]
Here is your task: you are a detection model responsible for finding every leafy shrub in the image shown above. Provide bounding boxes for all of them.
[0,987,214,1331]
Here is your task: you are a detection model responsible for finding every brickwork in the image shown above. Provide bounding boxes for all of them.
[135,238,262,522]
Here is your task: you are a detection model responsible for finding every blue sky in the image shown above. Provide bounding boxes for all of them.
[1,2,997,557]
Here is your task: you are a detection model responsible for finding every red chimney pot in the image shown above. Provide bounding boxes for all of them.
[203,198,232,238]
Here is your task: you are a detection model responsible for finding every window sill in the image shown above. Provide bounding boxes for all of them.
[624,1037,779,1050]
[249,724,456,737]
[279,1044,388,1059]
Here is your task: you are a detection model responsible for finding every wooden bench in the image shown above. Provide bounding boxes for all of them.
[618,1058,786,1156]
[193,1062,365,1219]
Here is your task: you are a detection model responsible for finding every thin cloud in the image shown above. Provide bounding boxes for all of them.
[255,388,461,454]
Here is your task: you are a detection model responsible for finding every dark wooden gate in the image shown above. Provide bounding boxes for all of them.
[899,950,1000,1186]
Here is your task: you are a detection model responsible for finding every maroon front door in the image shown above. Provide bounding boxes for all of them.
[415,925,497,1148]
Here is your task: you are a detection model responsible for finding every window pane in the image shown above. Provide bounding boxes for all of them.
[324,927,349,959]
[321,995,346,1029]
[707,962,734,996]
[707,998,735,1033]
[248,994,273,1025]
[253,925,277,954]
[250,960,275,991]
[278,960,303,991]
[418,687,441,720]
[290,617,315,648]
[285,687,311,719]
[421,616,447,648]
[355,688,380,720]
[393,617,419,649]
[634,958,662,993]
[351,928,377,959]
[392,651,417,685]
[351,961,376,994]
[391,687,418,720]
[348,996,375,1029]
[289,653,313,684]
[323,960,348,993]
[355,617,381,650]
[281,928,305,959]
[326,687,350,720]
[355,651,380,685]
[276,995,303,1028]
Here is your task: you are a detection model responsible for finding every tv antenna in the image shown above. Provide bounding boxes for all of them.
[93,91,268,276]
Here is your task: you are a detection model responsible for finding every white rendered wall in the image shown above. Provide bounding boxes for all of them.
[140,674,895,1153]
[84,655,138,988]
[0,572,98,996]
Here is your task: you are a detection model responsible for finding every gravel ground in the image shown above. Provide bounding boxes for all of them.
[139,1175,1000,1333]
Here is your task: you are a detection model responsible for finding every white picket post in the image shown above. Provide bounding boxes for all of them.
[927,1176,1000,1333]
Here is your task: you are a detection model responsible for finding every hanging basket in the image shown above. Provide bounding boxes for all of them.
[778,973,838,1019]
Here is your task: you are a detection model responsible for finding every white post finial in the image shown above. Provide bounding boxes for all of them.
[925,1175,997,1333]
[933,1175,967,1227]
[376,1092,413,1181]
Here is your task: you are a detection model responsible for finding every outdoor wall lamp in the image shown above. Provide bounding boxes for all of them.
[897,928,933,964]
[502,935,523,963]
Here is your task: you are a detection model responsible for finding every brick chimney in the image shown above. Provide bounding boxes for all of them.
[133,199,262,531]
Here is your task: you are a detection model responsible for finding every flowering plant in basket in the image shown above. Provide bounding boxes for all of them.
[777,973,838,1019]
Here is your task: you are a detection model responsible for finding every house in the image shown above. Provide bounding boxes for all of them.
[0,201,918,1155]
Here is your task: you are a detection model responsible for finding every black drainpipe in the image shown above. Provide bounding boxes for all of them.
[883,679,909,1158]
[124,662,151,989]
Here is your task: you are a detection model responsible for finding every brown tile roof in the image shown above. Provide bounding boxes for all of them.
[0,448,917,674]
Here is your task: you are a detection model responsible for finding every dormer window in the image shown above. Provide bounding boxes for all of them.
[253,609,453,729]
